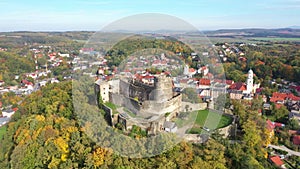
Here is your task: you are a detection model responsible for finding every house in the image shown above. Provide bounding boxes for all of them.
[0,80,4,86]
[268,156,285,168]
[183,65,196,78]
[39,81,47,87]
[2,109,16,118]
[292,135,300,145]
[27,73,38,79]
[289,130,300,135]
[263,103,271,110]
[266,120,276,144]
[229,90,244,100]
[270,92,300,104]
[58,53,70,58]
[21,80,33,87]
[198,66,209,76]
[290,85,300,96]
[198,78,211,89]
[287,101,300,111]
[163,121,177,133]
[50,78,60,84]
[229,82,247,91]
[228,82,246,100]
[213,79,234,88]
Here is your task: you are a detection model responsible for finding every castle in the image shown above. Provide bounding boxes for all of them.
[95,72,182,135]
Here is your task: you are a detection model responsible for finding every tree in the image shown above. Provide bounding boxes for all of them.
[195,139,227,169]
[273,106,289,122]
[242,119,264,158]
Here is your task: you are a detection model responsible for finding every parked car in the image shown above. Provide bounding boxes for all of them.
[202,126,210,132]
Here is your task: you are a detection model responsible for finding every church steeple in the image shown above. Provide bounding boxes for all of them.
[246,69,254,94]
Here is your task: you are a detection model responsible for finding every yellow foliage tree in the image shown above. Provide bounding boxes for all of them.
[92,147,112,167]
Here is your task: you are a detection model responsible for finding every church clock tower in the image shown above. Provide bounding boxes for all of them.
[246,69,254,94]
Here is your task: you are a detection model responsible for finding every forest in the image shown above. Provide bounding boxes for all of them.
[1,80,294,168]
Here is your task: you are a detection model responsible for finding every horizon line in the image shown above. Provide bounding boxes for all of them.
[0,26,299,33]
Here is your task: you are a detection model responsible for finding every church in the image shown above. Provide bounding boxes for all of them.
[228,69,260,100]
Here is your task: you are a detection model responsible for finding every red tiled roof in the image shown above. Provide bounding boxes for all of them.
[229,82,246,91]
[189,68,195,73]
[266,119,275,131]
[270,92,300,102]
[274,122,284,128]
[226,80,234,85]
[214,79,234,85]
[21,80,33,86]
[12,108,18,112]
[199,78,211,85]
[289,130,300,135]
[258,109,262,114]
[269,156,284,166]
[293,135,300,145]
[290,85,300,92]
[270,97,284,103]
[256,88,263,93]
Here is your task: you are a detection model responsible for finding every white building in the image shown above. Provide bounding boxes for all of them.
[58,53,70,58]
[2,109,15,118]
[95,79,110,103]
[245,69,254,94]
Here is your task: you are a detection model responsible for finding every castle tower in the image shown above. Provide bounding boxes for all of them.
[246,69,254,94]
[150,74,173,102]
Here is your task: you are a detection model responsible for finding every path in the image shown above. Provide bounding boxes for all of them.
[268,144,300,157]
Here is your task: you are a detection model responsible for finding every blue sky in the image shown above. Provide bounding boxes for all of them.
[0,0,299,31]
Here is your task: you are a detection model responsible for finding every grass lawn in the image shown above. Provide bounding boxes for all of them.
[175,109,233,134]
[174,111,198,128]
[0,126,7,139]
[104,102,117,110]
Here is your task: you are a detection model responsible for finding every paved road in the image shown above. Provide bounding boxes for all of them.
[268,144,300,157]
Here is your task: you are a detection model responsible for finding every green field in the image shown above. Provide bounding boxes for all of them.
[196,109,233,128]
[250,37,300,42]
[175,109,233,134]
[0,126,7,139]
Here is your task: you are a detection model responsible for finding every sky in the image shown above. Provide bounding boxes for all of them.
[0,0,299,31]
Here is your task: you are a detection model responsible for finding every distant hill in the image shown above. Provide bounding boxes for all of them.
[203,28,300,38]
[288,26,300,29]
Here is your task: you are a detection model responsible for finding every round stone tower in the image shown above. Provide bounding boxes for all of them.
[151,74,173,102]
